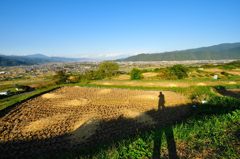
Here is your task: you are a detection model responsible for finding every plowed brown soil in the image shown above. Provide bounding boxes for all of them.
[0,86,191,158]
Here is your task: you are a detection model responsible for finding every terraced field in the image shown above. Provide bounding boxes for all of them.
[0,86,191,158]
[92,80,239,88]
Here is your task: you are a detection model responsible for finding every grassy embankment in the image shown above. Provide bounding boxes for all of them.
[0,85,60,111]
[0,77,57,111]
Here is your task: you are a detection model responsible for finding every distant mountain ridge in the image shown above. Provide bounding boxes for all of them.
[0,54,90,66]
[119,43,240,61]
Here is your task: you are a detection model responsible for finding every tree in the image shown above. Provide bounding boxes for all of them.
[54,70,68,84]
[130,68,142,80]
[98,61,119,79]
[168,64,188,79]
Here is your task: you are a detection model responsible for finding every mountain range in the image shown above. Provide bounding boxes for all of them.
[0,54,90,66]
[1,42,240,66]
[119,42,240,61]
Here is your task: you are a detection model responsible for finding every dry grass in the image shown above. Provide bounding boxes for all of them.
[41,93,63,99]
[197,82,207,86]
[92,80,240,88]
[113,74,130,80]
[204,68,240,75]
[142,72,158,79]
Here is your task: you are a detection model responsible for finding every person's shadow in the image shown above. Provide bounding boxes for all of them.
[152,92,179,159]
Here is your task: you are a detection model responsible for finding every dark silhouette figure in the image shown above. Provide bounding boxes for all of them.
[158,92,165,110]
[153,92,178,159]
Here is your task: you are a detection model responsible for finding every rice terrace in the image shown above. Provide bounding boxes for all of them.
[1,61,240,159]
[1,53,240,159]
[0,86,191,158]
[1,1,240,159]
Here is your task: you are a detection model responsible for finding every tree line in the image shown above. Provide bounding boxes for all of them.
[55,62,189,84]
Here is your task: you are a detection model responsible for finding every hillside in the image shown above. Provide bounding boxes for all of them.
[0,54,89,66]
[120,43,240,61]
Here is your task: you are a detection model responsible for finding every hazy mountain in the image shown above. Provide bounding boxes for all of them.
[0,54,91,66]
[119,43,240,61]
[25,54,50,59]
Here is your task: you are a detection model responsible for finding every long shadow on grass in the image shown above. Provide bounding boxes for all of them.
[152,92,178,159]
[0,96,239,159]
[214,87,240,99]
[152,126,178,159]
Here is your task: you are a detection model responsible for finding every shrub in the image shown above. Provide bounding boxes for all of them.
[165,64,188,79]
[153,68,160,72]
[130,68,142,80]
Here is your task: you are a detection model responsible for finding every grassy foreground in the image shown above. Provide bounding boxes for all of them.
[85,110,239,159]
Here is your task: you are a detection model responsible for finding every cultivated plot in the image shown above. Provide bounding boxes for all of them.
[0,86,190,158]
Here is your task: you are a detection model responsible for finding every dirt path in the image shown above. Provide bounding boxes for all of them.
[0,86,191,158]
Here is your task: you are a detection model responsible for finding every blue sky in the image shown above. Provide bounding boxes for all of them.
[0,0,240,58]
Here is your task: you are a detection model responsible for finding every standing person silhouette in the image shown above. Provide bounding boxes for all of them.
[158,92,165,110]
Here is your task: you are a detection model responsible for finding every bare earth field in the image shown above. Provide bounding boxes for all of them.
[0,86,190,158]
[92,80,239,88]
